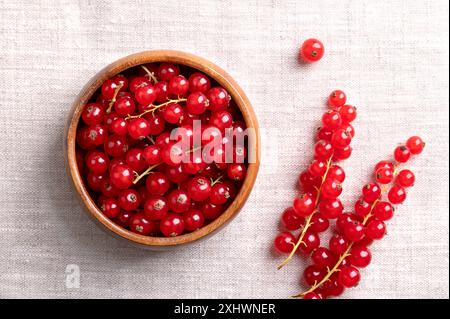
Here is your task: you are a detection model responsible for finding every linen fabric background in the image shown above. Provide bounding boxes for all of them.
[0,0,448,299]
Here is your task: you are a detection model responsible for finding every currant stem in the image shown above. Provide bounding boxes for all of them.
[106,83,124,114]
[125,98,187,120]
[293,199,379,298]
[278,156,334,270]
[211,175,223,186]
[141,65,158,83]
[132,163,161,184]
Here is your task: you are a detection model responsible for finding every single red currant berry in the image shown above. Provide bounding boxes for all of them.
[321,179,342,200]
[344,221,366,242]
[331,128,352,148]
[125,148,147,172]
[157,63,180,82]
[309,212,329,233]
[143,196,168,221]
[145,172,170,195]
[293,193,315,217]
[303,292,322,299]
[206,87,230,111]
[100,179,120,197]
[312,247,337,268]
[209,110,233,131]
[86,151,109,174]
[308,160,327,177]
[86,172,107,191]
[396,169,415,188]
[319,198,343,219]
[329,234,349,255]
[105,134,129,158]
[115,210,133,228]
[349,245,372,268]
[299,38,325,63]
[110,118,128,135]
[109,163,134,189]
[210,183,231,205]
[184,209,205,232]
[281,207,305,230]
[161,142,184,166]
[183,153,207,175]
[168,75,189,97]
[333,145,352,160]
[101,198,121,218]
[320,274,344,297]
[129,76,150,93]
[103,111,119,130]
[317,126,333,141]
[321,110,342,130]
[86,124,107,145]
[339,104,357,123]
[274,232,296,253]
[166,164,189,184]
[362,182,381,203]
[118,189,141,211]
[134,83,156,106]
[298,231,320,255]
[129,213,154,235]
[200,200,224,220]
[187,176,212,202]
[394,145,411,163]
[366,219,386,240]
[298,171,321,192]
[388,185,407,204]
[328,90,346,108]
[338,266,360,288]
[128,118,151,139]
[375,160,395,172]
[328,165,346,183]
[188,72,211,93]
[167,189,191,213]
[303,265,326,286]
[142,145,161,165]
[162,103,184,124]
[114,96,136,117]
[186,92,209,115]
[336,213,360,234]
[375,167,394,184]
[340,122,355,138]
[355,198,371,218]
[314,140,334,160]
[76,127,95,150]
[406,136,425,154]
[101,76,127,99]
[227,163,247,181]
[82,103,104,125]
[373,201,394,221]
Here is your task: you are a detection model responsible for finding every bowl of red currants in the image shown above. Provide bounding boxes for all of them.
[65,50,260,249]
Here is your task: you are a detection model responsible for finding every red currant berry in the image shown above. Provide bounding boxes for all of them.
[166,164,189,184]
[128,118,151,139]
[188,72,211,93]
[105,134,129,157]
[101,198,121,218]
[111,118,128,135]
[299,38,324,63]
[109,163,134,189]
[227,163,247,181]
[375,160,395,172]
[100,178,119,198]
[344,221,366,242]
[142,145,161,165]
[157,63,180,82]
[145,172,170,195]
[328,165,346,183]
[114,96,135,117]
[86,124,107,146]
[200,200,224,220]
[329,234,349,255]
[312,247,337,268]
[101,75,127,99]
[167,189,191,213]
[310,212,330,233]
[339,104,357,123]
[76,127,95,150]
[129,76,150,93]
[331,128,352,148]
[321,110,342,130]
[162,103,184,124]
[82,103,104,125]
[168,75,189,97]
[129,213,154,235]
[299,171,321,192]
[317,126,333,141]
[375,167,394,184]
[187,176,212,201]
[118,188,141,211]
[321,179,342,200]
[336,213,360,234]
[319,198,343,219]
[134,83,156,106]
[115,210,133,228]
[184,209,205,232]
[394,145,411,163]
[406,136,425,155]
[340,122,355,138]
[125,148,147,172]
[320,274,344,297]
[328,90,346,108]
[161,142,184,166]
[143,196,168,221]
[298,231,320,255]
[293,193,315,217]
[349,245,371,268]
[338,266,360,288]
[373,201,394,221]
[274,232,296,253]
[145,112,166,135]
[314,140,334,160]
[333,145,352,160]
[388,185,407,204]
[281,207,305,230]
[396,169,415,188]
[366,219,386,240]
[308,160,327,177]
[206,87,230,111]
[303,265,326,286]
[210,183,231,205]
[186,92,209,115]
[209,110,233,131]
[303,292,322,299]
[355,198,371,218]
[86,151,109,174]
[362,183,381,203]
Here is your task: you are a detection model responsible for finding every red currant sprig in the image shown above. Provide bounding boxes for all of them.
[295,137,424,299]
[275,90,356,268]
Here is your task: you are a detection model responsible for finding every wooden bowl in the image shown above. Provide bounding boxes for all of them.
[65,50,260,249]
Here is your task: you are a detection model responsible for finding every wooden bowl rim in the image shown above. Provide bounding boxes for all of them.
[66,50,260,247]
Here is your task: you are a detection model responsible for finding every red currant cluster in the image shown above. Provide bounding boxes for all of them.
[76,63,248,237]
[275,90,356,268]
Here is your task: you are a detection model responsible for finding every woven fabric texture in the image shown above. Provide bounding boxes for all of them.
[0,0,448,298]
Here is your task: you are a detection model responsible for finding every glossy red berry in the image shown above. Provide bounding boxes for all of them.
[321,179,342,200]
[274,232,296,253]
[210,183,231,205]
[129,76,150,93]
[145,172,170,195]
[321,110,342,130]
[336,213,360,234]
[111,118,128,135]
[339,104,357,123]
[319,198,343,219]
[157,63,180,82]
[129,213,154,235]
[331,128,352,148]
[142,145,161,165]
[101,75,127,99]
[118,189,141,211]
[189,72,211,93]
[186,92,209,115]
[115,210,133,228]
[128,118,151,139]
[86,151,109,174]
[209,110,233,131]
[396,169,415,187]
[312,247,336,268]
[344,221,366,242]
[406,136,425,154]
[329,234,349,255]
[308,160,327,177]
[394,145,411,163]
[105,134,129,157]
[281,207,304,230]
[309,212,330,233]
[163,103,184,124]
[227,163,247,181]
[299,38,325,63]
[303,265,326,286]
[366,219,386,240]
[303,292,322,299]
[317,126,333,141]
[167,189,191,213]
[134,84,156,106]
[298,231,320,255]
[187,176,212,201]
[168,75,189,97]
[82,103,104,125]
[200,200,224,220]
[183,209,205,232]
[114,96,135,117]
[314,140,334,160]
[101,198,121,218]
[328,90,346,108]
[207,87,230,111]
[349,245,371,268]
[338,266,360,288]
[154,81,169,103]
[125,148,147,172]
[100,179,119,197]
[109,163,134,189]
[373,201,394,221]
[328,165,346,183]
[375,160,395,172]
[333,145,352,160]
[293,193,315,217]
[143,196,168,220]
[166,164,189,184]
[375,167,394,184]
[86,124,107,146]
[362,183,381,203]
[388,185,407,204]
[355,198,371,218]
